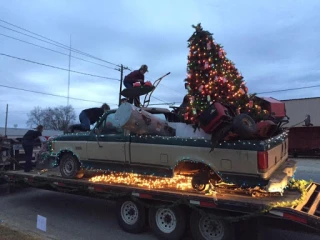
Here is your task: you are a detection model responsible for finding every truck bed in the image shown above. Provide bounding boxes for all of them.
[1,169,319,231]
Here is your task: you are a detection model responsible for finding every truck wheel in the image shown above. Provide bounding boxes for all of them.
[232,114,257,138]
[116,198,147,234]
[59,153,84,179]
[149,205,186,240]
[190,210,235,240]
[192,174,207,192]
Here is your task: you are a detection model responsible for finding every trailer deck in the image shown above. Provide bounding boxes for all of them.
[1,169,320,232]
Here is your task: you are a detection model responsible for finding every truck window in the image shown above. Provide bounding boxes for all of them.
[152,113,166,121]
[98,113,123,135]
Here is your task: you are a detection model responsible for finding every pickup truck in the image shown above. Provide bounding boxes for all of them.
[48,107,296,193]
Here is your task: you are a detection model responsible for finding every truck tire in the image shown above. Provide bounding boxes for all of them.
[232,114,257,138]
[149,205,186,240]
[190,210,235,240]
[116,198,147,234]
[59,153,84,179]
[192,174,207,192]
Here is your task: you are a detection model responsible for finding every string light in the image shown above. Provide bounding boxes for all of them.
[185,23,268,123]
[90,173,193,191]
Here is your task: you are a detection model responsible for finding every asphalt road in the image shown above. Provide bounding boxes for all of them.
[0,158,319,240]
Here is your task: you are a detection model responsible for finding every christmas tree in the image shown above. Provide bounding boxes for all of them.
[184,23,267,125]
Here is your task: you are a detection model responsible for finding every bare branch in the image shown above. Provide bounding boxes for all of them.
[26,105,76,131]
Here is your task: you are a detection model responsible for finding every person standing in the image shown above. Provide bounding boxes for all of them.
[123,64,148,106]
[79,103,110,131]
[22,125,43,172]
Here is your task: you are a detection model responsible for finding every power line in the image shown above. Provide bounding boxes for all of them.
[0,102,174,115]
[0,24,83,58]
[154,80,320,100]
[0,84,106,104]
[0,33,118,70]
[151,96,170,104]
[159,83,184,95]
[0,21,167,102]
[257,84,320,94]
[0,20,119,67]
[0,83,171,106]
[2,82,316,111]
[0,53,120,81]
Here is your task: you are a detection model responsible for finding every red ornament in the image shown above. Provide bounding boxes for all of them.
[144,81,153,87]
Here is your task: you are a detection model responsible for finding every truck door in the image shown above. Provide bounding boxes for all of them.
[87,112,128,164]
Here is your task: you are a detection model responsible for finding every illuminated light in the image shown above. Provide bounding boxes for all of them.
[90,173,193,191]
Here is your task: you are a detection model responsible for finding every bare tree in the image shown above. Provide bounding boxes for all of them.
[27,106,47,128]
[27,105,76,131]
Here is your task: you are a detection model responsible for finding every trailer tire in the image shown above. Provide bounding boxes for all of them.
[232,114,257,138]
[149,205,186,240]
[116,199,147,234]
[190,210,235,240]
[59,153,84,179]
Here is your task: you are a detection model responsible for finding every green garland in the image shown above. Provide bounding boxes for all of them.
[271,179,312,208]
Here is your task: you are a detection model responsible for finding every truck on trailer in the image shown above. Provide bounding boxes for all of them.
[1,105,320,240]
[47,104,295,195]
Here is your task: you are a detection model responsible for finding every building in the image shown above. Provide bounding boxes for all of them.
[282,97,320,127]
[0,127,63,139]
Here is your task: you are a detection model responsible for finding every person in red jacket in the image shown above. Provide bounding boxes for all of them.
[123,64,148,106]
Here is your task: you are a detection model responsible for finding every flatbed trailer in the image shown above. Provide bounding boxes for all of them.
[1,169,320,240]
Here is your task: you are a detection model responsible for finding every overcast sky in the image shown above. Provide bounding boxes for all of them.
[0,0,319,129]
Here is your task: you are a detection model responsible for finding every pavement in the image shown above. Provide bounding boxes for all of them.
[0,158,320,240]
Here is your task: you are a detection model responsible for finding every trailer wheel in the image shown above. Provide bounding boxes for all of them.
[59,153,84,179]
[232,114,257,138]
[116,199,146,234]
[190,210,235,240]
[149,205,186,240]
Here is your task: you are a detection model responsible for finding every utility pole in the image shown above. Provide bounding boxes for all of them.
[67,35,72,106]
[118,64,124,106]
[4,104,8,136]
[118,65,131,106]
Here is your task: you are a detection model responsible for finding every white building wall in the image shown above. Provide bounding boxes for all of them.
[282,98,320,127]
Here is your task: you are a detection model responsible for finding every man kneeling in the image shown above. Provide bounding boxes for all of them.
[79,103,110,131]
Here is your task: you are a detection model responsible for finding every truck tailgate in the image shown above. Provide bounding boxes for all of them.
[267,137,288,173]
